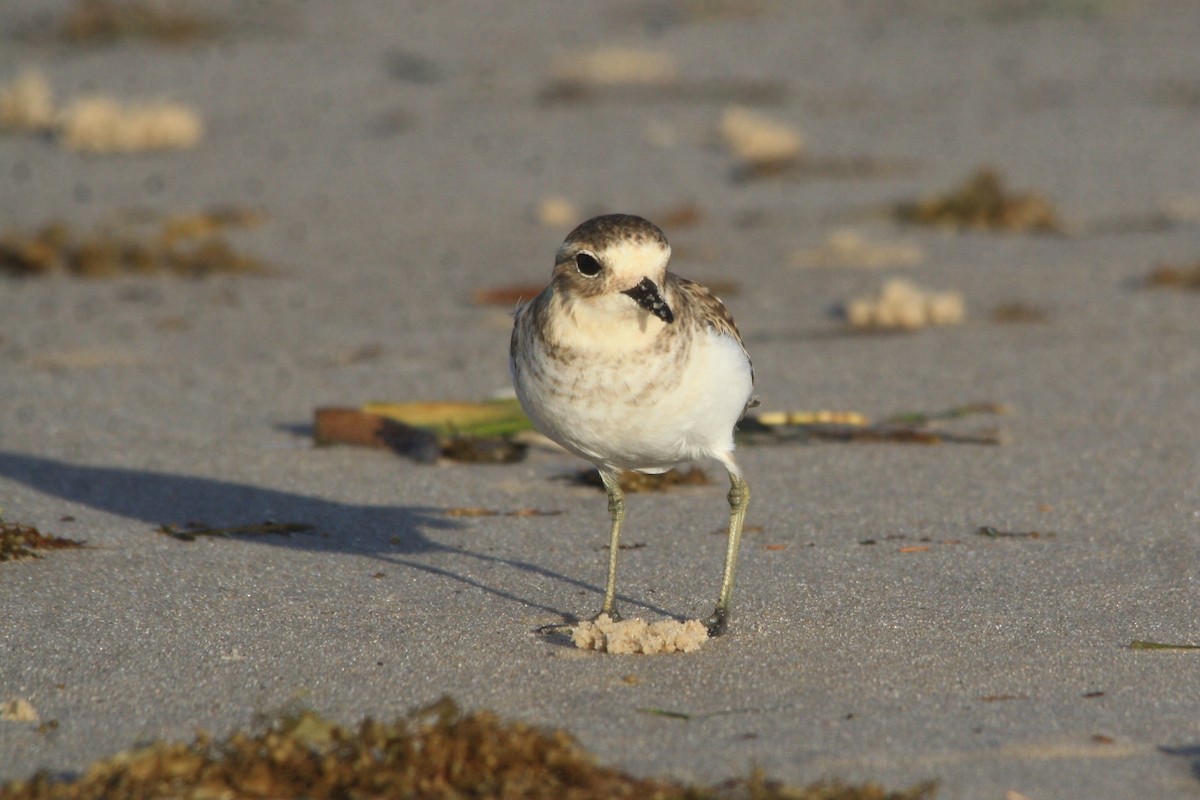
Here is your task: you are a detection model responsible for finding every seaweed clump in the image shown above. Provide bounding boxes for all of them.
[0,519,84,562]
[0,210,270,278]
[0,698,935,800]
[895,168,1063,233]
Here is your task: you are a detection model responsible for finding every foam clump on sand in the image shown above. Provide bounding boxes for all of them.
[60,96,202,153]
[845,278,965,330]
[718,105,803,167]
[0,70,56,132]
[571,614,708,655]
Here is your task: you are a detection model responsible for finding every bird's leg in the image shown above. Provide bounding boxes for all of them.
[598,469,626,622]
[706,469,749,636]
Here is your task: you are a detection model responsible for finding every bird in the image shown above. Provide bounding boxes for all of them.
[509,213,756,636]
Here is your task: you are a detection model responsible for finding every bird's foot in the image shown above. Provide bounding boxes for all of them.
[594,607,622,623]
[704,609,728,637]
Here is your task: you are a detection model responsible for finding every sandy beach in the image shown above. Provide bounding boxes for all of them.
[2,2,1199,797]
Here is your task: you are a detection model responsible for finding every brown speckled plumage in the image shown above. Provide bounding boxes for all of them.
[508,213,756,635]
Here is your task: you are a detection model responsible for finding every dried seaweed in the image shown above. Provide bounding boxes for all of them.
[0,699,936,800]
[156,521,314,542]
[0,519,85,562]
[0,211,271,278]
[1145,260,1200,291]
[313,406,528,464]
[976,526,1055,540]
[575,466,711,492]
[895,168,1064,233]
[60,0,222,44]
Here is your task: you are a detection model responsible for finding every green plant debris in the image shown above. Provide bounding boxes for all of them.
[362,398,533,438]
[0,210,272,278]
[894,168,1064,233]
[575,466,712,493]
[156,521,314,542]
[976,526,1056,540]
[883,403,1010,426]
[637,706,694,720]
[739,403,1007,447]
[1129,640,1200,651]
[0,698,936,800]
[0,518,85,562]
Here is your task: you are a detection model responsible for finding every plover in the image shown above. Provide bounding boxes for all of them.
[510,214,756,636]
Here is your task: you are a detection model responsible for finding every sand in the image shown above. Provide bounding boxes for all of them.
[2,3,1199,799]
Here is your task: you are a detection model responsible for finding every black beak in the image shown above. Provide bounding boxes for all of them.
[622,277,674,324]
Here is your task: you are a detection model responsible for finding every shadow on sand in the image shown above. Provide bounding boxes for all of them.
[0,450,673,623]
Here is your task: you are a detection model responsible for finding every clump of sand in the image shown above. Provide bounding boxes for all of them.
[0,71,56,132]
[59,96,201,153]
[718,105,803,170]
[551,48,677,87]
[792,229,924,269]
[845,279,965,330]
[571,614,708,655]
[0,69,202,153]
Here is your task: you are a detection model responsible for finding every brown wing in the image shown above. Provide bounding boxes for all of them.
[667,273,760,410]
[668,274,744,343]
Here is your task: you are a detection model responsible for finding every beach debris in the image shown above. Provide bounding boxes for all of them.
[58,0,222,44]
[792,229,924,269]
[442,508,563,518]
[156,522,314,542]
[0,698,933,800]
[894,168,1064,233]
[741,402,1007,446]
[535,196,582,228]
[976,526,1055,540]
[0,210,270,278]
[362,398,532,438]
[539,47,785,106]
[718,105,803,175]
[1129,640,1200,651]
[574,466,711,492]
[843,279,965,330]
[571,613,709,655]
[884,402,1010,425]
[990,302,1049,323]
[0,69,202,152]
[0,71,56,132]
[312,408,442,462]
[0,517,85,562]
[1,699,39,723]
[1145,259,1200,291]
[755,410,869,427]
[550,47,678,88]
[313,399,531,464]
[59,96,202,153]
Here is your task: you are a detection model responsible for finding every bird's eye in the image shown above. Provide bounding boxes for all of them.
[575,252,602,277]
